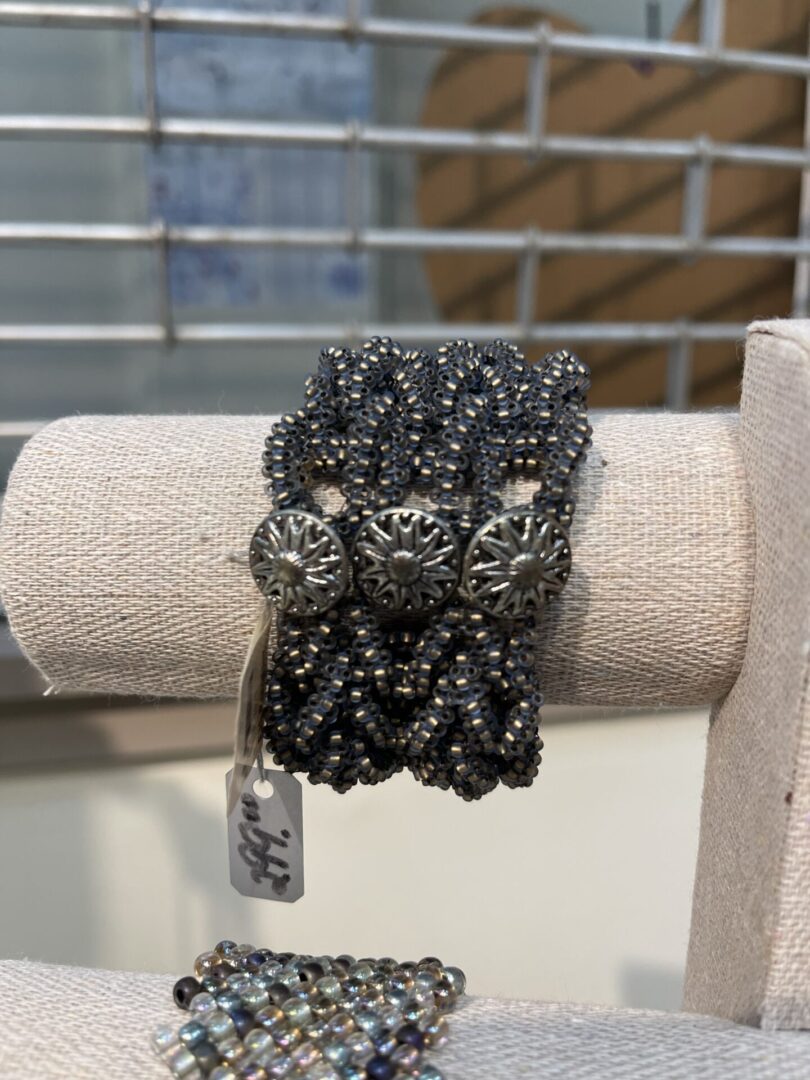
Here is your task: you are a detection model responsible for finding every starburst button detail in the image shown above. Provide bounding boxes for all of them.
[352,508,460,613]
[463,510,572,618]
[250,509,349,615]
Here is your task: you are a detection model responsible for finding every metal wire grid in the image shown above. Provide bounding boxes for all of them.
[0,0,809,414]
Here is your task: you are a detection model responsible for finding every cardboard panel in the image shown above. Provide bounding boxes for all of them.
[416,1,808,404]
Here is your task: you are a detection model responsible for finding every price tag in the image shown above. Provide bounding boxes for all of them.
[225,766,304,903]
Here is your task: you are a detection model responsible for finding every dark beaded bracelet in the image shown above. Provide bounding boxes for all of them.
[250,339,591,800]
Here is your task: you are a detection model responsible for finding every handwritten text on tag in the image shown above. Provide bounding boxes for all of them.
[225,766,304,903]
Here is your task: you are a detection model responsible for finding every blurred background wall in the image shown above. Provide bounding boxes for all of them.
[0,702,708,1010]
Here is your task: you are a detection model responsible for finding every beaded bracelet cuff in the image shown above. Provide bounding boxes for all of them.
[250,339,591,800]
[153,942,465,1080]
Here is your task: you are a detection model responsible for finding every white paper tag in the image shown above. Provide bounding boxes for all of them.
[225,766,304,903]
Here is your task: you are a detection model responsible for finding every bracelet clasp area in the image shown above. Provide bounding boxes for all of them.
[250,505,570,618]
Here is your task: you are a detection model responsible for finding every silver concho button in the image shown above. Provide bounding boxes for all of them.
[463,510,571,617]
[352,507,460,613]
[250,509,349,615]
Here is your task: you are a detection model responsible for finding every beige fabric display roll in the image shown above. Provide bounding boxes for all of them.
[0,411,752,705]
[2,959,809,1080]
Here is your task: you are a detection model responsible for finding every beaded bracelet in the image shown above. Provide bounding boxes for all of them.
[152,942,466,1079]
[250,339,591,800]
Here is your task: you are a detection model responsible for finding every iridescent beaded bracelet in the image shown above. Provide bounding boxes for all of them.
[249,339,591,800]
[152,941,466,1079]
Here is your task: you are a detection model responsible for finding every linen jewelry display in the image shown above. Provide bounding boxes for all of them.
[250,338,591,800]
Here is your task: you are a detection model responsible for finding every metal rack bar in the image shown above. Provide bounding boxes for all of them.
[0,0,784,371]
[0,222,804,259]
[0,321,746,346]
[667,332,694,411]
[0,3,807,77]
[525,21,550,155]
[681,152,711,250]
[699,0,725,55]
[137,0,159,143]
[516,229,540,338]
[0,116,807,170]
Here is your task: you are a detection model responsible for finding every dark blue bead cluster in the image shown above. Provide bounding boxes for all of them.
[153,941,465,1079]
[262,339,590,799]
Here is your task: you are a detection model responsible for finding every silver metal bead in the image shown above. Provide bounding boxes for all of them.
[250,509,349,615]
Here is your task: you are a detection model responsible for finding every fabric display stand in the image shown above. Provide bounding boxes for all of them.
[0,319,808,1077]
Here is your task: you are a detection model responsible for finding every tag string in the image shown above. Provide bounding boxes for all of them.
[227,600,273,815]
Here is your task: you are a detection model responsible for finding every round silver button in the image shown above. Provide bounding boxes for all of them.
[352,507,460,613]
[250,509,349,615]
[462,510,571,617]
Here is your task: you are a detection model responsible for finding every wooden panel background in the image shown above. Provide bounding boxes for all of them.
[416,0,809,406]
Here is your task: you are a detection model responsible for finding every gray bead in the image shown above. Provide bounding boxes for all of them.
[353,1009,383,1037]
[392,1044,422,1071]
[204,1009,236,1044]
[326,1012,355,1039]
[315,974,342,1000]
[164,1044,201,1078]
[281,998,312,1027]
[244,1029,273,1055]
[178,1020,207,1048]
[322,1039,351,1068]
[291,1041,321,1070]
[215,992,243,1014]
[240,987,270,1013]
[384,987,408,1010]
[344,1030,374,1062]
[442,965,467,996]
[265,1054,294,1078]
[150,1025,179,1056]
[189,991,217,1016]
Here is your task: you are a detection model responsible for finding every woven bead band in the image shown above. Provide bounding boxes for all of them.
[153,942,466,1079]
[251,339,591,799]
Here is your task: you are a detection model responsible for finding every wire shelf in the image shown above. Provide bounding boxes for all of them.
[0,0,807,411]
